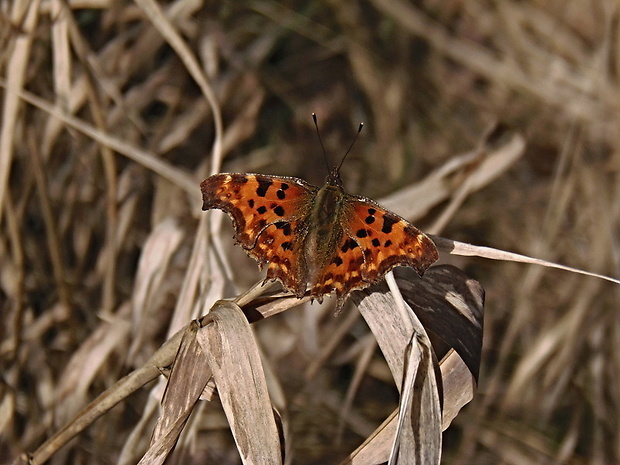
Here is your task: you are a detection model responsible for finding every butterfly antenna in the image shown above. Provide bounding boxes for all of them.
[336,122,364,173]
[312,113,331,174]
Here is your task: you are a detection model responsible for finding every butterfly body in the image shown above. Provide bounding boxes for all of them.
[201,170,438,311]
[305,175,349,284]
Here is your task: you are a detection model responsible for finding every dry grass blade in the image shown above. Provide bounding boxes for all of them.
[0,85,198,196]
[380,130,525,223]
[169,217,212,334]
[19,329,186,465]
[368,0,608,122]
[53,303,132,426]
[0,0,40,223]
[130,217,184,351]
[429,124,524,234]
[433,235,620,285]
[28,137,72,314]
[133,0,223,174]
[197,301,283,465]
[50,0,70,108]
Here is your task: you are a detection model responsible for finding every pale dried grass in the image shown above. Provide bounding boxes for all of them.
[1,1,619,464]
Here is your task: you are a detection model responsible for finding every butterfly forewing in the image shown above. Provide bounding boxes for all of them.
[201,174,316,248]
[344,198,439,281]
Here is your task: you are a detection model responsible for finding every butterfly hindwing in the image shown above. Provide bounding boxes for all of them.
[254,219,308,298]
[310,230,365,300]
[310,197,438,310]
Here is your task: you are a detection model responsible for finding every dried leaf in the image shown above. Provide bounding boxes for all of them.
[197,301,283,465]
[139,321,211,465]
[390,332,441,465]
[393,266,484,382]
[344,264,484,464]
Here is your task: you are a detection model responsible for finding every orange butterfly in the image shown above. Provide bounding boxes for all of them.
[201,120,438,311]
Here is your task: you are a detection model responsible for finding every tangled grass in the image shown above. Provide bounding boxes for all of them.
[1,1,619,464]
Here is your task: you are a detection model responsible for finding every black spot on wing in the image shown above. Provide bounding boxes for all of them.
[381,215,397,234]
[275,222,292,236]
[273,205,285,216]
[341,238,359,253]
[257,206,267,214]
[256,179,273,197]
[365,207,377,224]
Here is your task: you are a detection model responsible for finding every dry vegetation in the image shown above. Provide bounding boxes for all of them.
[1,0,619,464]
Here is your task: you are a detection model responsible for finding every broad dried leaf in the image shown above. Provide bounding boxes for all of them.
[390,332,441,465]
[340,350,476,465]
[139,321,211,465]
[393,266,484,381]
[439,350,476,431]
[197,301,283,465]
[344,264,484,464]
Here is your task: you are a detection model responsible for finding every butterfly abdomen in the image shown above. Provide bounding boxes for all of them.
[304,184,349,283]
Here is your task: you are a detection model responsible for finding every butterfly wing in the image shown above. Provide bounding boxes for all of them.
[253,219,309,297]
[310,196,438,310]
[310,232,365,301]
[201,173,317,297]
[344,198,439,281]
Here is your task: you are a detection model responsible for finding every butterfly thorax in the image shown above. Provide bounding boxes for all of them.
[304,182,347,284]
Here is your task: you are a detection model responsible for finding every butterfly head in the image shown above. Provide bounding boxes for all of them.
[325,166,344,187]
[312,113,363,189]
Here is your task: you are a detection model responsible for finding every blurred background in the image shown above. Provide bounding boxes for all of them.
[1,1,619,464]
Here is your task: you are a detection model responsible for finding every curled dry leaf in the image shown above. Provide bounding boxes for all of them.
[140,301,284,465]
[139,321,209,465]
[392,266,484,382]
[389,331,442,465]
[343,265,484,465]
[196,301,283,465]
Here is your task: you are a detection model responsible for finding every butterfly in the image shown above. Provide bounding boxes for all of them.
[201,122,438,312]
